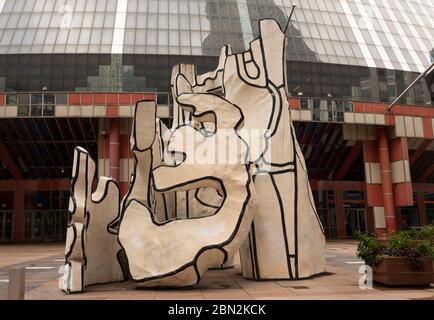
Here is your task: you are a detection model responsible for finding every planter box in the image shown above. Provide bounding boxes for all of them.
[373,256,433,286]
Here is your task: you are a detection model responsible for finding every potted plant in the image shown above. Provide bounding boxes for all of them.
[356,226,434,286]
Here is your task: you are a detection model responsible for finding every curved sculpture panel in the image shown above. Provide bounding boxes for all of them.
[61,19,325,293]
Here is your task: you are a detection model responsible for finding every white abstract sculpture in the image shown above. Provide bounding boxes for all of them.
[229,19,325,280]
[60,148,124,292]
[117,100,255,286]
[61,19,325,293]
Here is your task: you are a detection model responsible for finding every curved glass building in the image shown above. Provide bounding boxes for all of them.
[0,0,432,102]
[0,0,433,242]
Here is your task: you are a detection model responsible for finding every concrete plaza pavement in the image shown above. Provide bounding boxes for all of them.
[0,240,433,300]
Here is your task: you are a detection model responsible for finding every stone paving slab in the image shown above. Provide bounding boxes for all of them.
[0,243,64,268]
[0,241,433,300]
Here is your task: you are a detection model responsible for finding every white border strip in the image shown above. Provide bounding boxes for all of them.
[379,0,425,72]
[340,0,376,68]
[411,0,434,30]
[111,0,128,54]
[394,0,431,68]
[354,1,394,70]
[366,0,411,72]
[405,1,434,43]
[0,0,6,13]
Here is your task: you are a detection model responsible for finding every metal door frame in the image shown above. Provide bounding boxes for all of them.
[345,208,367,237]
[24,210,67,241]
[0,211,13,241]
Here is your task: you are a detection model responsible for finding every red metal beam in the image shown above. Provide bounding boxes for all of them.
[334,141,362,180]
[410,139,432,165]
[0,140,23,179]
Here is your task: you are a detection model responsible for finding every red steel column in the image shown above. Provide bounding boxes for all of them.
[109,119,120,181]
[377,127,396,231]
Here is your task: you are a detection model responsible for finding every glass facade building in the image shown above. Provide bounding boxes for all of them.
[0,0,433,103]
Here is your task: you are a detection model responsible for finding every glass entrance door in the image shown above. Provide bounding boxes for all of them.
[345,208,367,237]
[24,211,68,241]
[43,211,55,241]
[0,211,13,241]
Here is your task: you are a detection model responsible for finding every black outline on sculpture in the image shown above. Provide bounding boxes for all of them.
[226,19,324,280]
[63,146,125,293]
[62,18,325,292]
[115,99,253,285]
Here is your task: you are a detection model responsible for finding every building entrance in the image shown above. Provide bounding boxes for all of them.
[345,208,366,237]
[0,211,13,241]
[24,211,68,242]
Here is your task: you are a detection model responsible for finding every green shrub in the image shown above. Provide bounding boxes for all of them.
[414,225,434,242]
[355,231,381,266]
[355,226,434,270]
[388,231,412,250]
[416,240,434,258]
